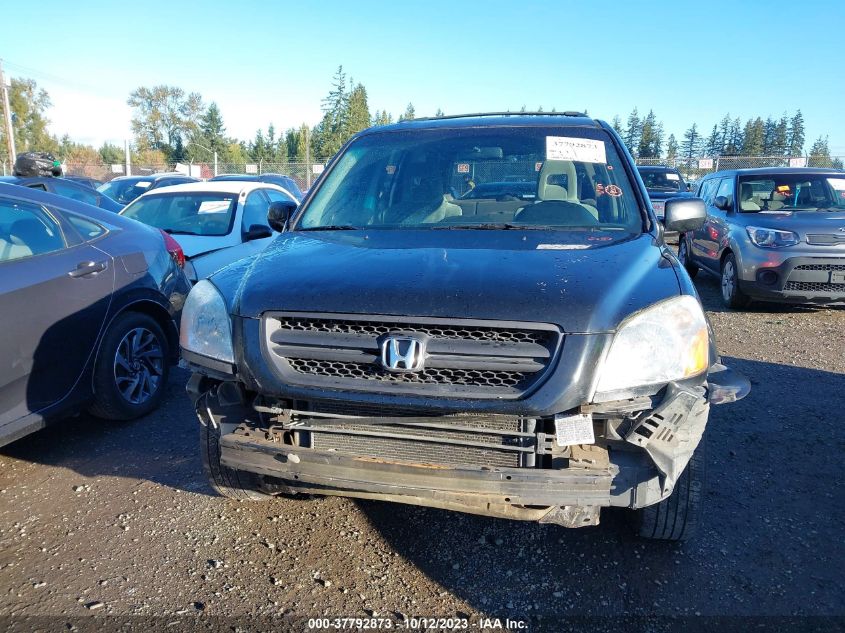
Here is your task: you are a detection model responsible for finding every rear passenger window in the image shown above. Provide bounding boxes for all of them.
[0,198,67,263]
[66,214,106,241]
[52,181,99,206]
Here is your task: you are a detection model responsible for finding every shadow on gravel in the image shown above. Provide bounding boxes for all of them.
[0,368,212,496]
[356,356,845,616]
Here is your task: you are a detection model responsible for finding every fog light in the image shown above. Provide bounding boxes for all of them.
[757,269,779,285]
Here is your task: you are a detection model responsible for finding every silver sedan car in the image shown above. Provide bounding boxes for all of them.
[679,168,845,308]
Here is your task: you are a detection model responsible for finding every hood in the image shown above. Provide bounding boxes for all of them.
[646,190,694,201]
[168,234,233,258]
[227,230,682,334]
[735,209,845,236]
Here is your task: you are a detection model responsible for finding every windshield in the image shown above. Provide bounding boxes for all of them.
[120,192,236,236]
[97,178,154,205]
[296,126,643,234]
[639,169,685,191]
[738,174,845,212]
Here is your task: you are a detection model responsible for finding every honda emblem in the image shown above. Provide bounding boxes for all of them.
[380,336,425,373]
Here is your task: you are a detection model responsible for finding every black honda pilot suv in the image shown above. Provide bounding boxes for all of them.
[180,113,749,541]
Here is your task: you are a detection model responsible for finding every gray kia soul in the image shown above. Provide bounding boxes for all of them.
[179,113,749,541]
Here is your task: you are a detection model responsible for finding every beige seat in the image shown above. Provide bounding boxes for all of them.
[739,183,761,211]
[767,191,786,210]
[515,160,599,224]
[385,170,461,225]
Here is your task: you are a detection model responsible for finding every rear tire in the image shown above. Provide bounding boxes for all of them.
[89,312,169,420]
[631,445,705,541]
[200,420,269,501]
[720,253,751,309]
[677,236,698,278]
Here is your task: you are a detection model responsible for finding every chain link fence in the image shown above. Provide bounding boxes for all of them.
[1,159,330,192]
[635,155,845,183]
[4,155,841,192]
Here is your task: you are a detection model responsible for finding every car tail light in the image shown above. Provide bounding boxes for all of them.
[160,230,185,268]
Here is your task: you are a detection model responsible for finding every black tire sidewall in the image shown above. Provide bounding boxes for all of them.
[721,253,748,309]
[90,312,170,420]
[678,236,698,277]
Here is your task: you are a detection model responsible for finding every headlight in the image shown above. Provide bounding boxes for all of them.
[746,226,799,248]
[179,280,234,364]
[595,296,709,395]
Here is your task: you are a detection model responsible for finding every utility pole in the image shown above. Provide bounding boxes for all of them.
[305,126,311,189]
[0,59,17,166]
[124,139,131,176]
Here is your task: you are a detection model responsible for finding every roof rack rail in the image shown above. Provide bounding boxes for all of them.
[409,111,589,123]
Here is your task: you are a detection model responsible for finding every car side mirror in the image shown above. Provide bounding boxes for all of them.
[243,224,273,241]
[714,195,732,211]
[267,200,297,232]
[664,197,706,232]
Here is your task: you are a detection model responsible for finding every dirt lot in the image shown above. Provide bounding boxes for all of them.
[1,271,843,628]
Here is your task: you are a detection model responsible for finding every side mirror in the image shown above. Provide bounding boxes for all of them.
[714,195,732,211]
[267,200,297,232]
[243,224,273,241]
[664,197,706,233]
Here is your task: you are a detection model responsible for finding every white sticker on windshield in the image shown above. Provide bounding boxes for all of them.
[554,413,595,447]
[827,178,845,191]
[537,244,589,250]
[135,181,152,189]
[546,136,607,164]
[666,173,680,181]
[197,200,231,214]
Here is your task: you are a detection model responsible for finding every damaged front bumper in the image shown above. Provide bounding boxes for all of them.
[189,363,749,528]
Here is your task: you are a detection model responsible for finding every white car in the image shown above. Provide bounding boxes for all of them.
[119,181,297,282]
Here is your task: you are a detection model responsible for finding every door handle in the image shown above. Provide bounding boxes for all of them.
[68,260,108,278]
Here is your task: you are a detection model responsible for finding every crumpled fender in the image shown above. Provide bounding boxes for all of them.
[625,383,709,497]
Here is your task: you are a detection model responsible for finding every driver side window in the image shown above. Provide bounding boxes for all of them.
[241,190,271,230]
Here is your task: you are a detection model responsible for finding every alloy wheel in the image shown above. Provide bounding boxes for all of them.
[113,327,164,405]
[721,260,735,303]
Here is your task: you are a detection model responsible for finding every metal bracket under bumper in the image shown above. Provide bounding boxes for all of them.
[219,432,614,522]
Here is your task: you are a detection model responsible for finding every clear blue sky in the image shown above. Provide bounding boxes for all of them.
[3,0,844,154]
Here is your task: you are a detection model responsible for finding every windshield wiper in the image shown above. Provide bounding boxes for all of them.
[162,228,197,235]
[432,223,527,230]
[298,225,360,231]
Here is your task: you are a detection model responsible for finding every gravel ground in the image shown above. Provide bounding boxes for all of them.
[1,271,843,628]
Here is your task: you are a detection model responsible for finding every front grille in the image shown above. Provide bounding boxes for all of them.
[806,235,845,246]
[784,281,845,293]
[263,312,561,399]
[793,264,845,271]
[287,358,528,388]
[297,413,536,468]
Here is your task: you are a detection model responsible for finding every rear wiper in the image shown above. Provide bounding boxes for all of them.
[297,225,360,231]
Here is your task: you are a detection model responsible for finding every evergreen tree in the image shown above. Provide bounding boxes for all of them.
[637,110,660,158]
[99,142,123,164]
[772,115,788,156]
[346,83,371,136]
[704,124,721,157]
[623,107,641,156]
[399,103,416,121]
[725,117,743,155]
[372,110,393,126]
[680,124,702,162]
[788,110,805,155]
[611,115,623,136]
[312,66,349,158]
[666,134,679,162]
[266,124,278,161]
[435,108,445,117]
[762,117,776,155]
[808,135,833,167]
[249,129,268,162]
[741,117,765,155]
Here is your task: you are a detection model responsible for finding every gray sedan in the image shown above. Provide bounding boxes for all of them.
[0,183,191,447]
[679,168,845,308]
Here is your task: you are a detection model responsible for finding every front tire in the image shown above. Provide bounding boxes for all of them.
[720,253,750,309]
[631,445,705,541]
[201,419,269,501]
[89,312,169,420]
[678,236,698,278]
